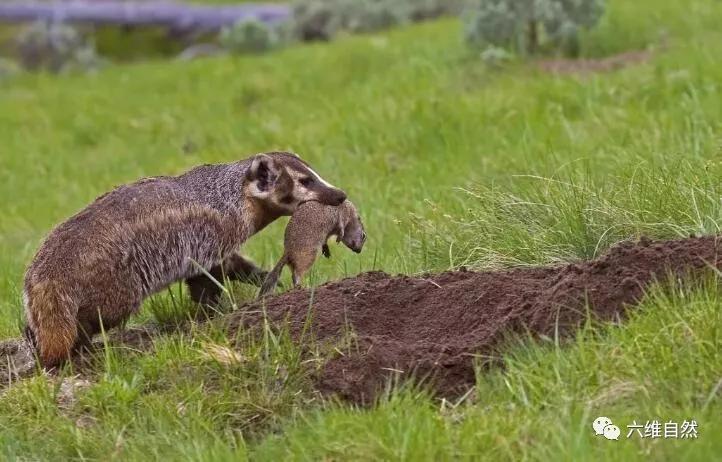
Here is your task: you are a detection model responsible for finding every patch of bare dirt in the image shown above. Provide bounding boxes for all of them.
[537,50,652,75]
[230,235,721,403]
[0,338,35,386]
[0,325,159,390]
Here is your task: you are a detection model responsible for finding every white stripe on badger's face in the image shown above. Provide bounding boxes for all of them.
[305,165,336,189]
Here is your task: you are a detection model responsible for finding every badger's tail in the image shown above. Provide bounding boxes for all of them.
[258,256,288,298]
[24,281,78,369]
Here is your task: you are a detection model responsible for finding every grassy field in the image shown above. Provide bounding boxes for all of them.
[1,0,721,459]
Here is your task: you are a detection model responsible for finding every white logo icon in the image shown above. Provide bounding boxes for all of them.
[593,416,613,436]
[603,424,621,440]
[593,417,620,441]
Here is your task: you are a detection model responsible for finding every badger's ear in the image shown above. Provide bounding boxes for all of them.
[249,154,279,192]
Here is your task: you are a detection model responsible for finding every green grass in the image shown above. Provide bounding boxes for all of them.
[1,0,722,459]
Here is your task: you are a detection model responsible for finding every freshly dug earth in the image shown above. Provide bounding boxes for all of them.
[537,50,651,75]
[230,235,722,403]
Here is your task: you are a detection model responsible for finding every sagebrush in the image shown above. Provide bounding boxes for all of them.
[465,0,606,56]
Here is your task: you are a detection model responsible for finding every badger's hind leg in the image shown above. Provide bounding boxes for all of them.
[70,319,97,362]
[74,315,104,355]
[74,297,142,358]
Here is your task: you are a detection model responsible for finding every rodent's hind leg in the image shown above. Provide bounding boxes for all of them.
[290,250,317,288]
[291,270,301,287]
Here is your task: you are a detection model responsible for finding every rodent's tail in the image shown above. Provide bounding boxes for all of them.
[258,256,288,298]
[24,281,78,368]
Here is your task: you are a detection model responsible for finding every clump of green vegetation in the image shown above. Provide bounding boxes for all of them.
[291,0,340,41]
[409,164,722,271]
[219,18,282,54]
[291,0,461,41]
[465,0,606,56]
[15,21,103,73]
[479,45,514,67]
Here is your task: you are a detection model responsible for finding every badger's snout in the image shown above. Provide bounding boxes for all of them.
[312,185,347,207]
[329,189,347,206]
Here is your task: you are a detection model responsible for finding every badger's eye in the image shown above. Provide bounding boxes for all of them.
[300,177,314,187]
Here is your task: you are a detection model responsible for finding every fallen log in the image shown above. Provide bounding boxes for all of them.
[0,2,291,32]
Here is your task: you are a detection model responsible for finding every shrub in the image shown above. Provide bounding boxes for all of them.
[480,45,513,67]
[219,18,281,54]
[290,0,401,40]
[341,0,408,34]
[401,0,465,21]
[291,0,462,41]
[464,0,606,56]
[15,21,103,73]
[291,0,340,41]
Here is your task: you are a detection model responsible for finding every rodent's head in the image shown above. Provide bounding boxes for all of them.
[245,152,347,214]
[336,201,366,254]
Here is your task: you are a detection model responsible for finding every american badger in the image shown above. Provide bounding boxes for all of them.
[23,151,347,368]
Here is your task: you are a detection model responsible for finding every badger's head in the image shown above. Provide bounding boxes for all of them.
[245,151,347,214]
[336,200,367,254]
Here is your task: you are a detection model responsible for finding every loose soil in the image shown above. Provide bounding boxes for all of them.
[3,235,721,404]
[537,50,652,75]
[229,235,721,403]
[0,325,158,390]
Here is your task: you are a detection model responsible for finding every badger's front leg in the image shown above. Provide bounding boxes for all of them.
[221,254,269,286]
[185,254,268,306]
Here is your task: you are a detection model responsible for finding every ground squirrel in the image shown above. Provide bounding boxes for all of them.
[259,200,366,297]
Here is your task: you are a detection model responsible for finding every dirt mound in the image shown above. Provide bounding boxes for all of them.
[537,50,651,75]
[230,235,721,403]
